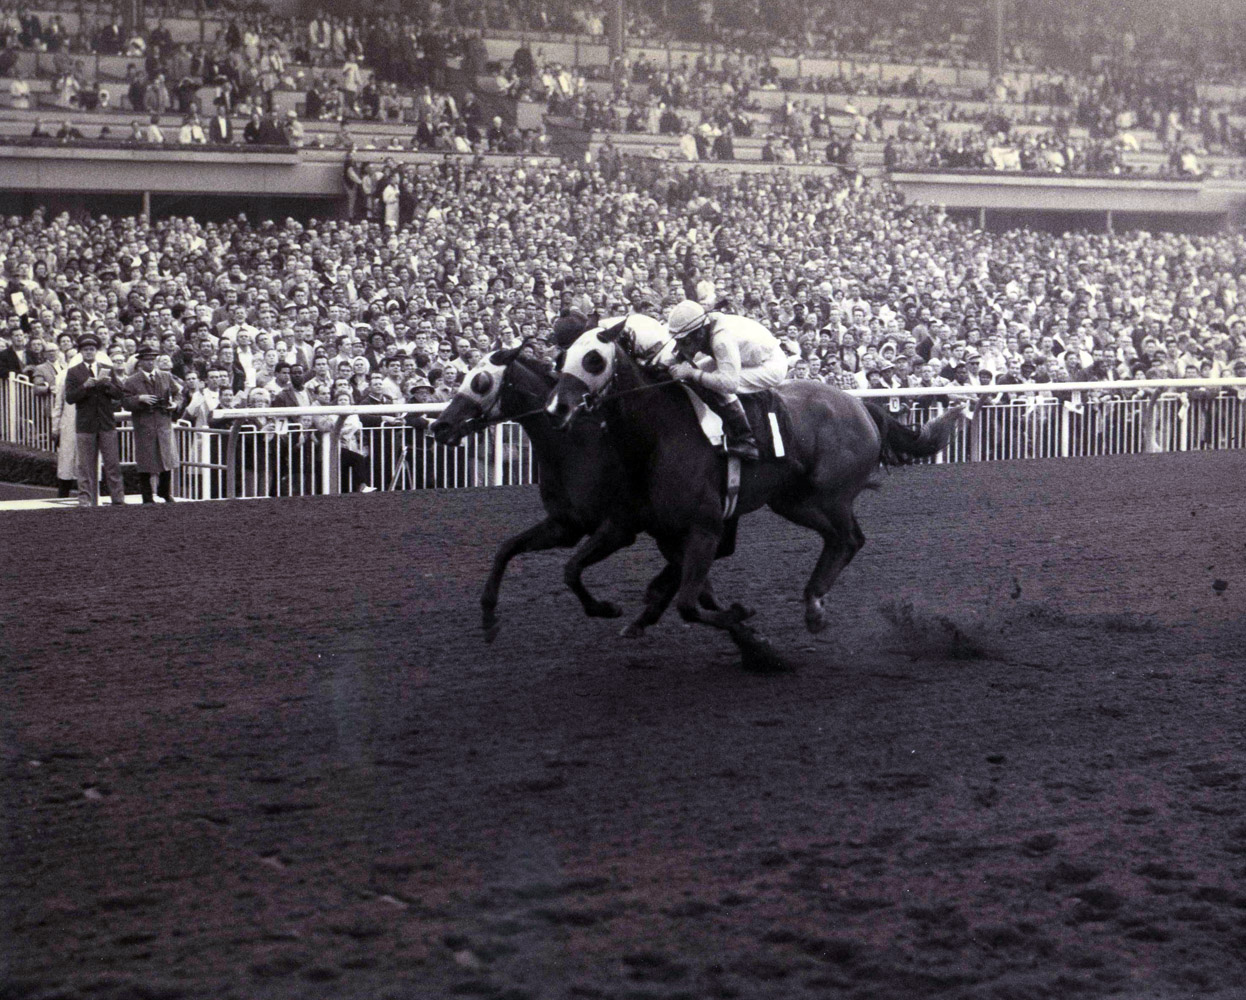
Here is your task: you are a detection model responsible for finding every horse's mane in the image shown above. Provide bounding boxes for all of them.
[608,334,691,417]
[489,341,556,390]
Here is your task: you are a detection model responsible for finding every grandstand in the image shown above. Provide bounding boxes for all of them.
[1,0,1245,505]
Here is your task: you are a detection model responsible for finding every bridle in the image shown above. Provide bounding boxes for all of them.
[456,358,551,436]
[575,337,678,416]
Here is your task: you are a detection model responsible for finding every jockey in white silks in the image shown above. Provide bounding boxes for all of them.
[664,299,791,460]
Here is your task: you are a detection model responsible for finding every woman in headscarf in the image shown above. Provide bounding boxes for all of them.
[332,388,373,492]
[348,355,371,402]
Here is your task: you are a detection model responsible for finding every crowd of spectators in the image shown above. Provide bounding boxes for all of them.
[2,0,1245,180]
[884,127,1136,175]
[2,157,1245,443]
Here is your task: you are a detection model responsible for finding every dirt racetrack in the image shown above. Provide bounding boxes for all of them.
[3,450,1245,1000]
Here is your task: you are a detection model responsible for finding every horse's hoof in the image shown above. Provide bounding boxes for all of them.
[723,602,752,625]
[620,622,646,639]
[588,600,623,619]
[805,603,828,634]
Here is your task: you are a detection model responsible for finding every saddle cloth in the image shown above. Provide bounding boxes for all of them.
[679,385,790,460]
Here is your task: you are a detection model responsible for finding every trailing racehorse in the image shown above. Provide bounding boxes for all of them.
[429,339,732,641]
[546,322,963,668]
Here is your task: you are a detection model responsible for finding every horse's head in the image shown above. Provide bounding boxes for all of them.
[546,320,627,430]
[430,345,527,446]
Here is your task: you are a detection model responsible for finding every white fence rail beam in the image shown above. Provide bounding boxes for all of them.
[5,380,1241,503]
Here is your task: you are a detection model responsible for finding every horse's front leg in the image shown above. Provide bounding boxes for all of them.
[482,518,582,642]
[673,526,750,629]
[671,526,782,671]
[563,518,636,620]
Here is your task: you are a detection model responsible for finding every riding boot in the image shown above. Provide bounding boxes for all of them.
[157,470,174,502]
[708,395,761,460]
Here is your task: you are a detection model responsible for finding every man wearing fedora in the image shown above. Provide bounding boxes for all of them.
[122,345,182,503]
[64,333,127,507]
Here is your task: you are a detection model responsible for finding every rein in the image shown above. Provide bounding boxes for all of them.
[580,357,677,414]
[586,379,673,408]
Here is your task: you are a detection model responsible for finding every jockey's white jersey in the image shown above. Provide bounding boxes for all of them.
[696,313,791,395]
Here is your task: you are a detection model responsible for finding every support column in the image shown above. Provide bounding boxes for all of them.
[141,190,151,223]
[608,0,625,78]
[978,206,987,229]
[1105,209,1114,233]
[990,0,1005,78]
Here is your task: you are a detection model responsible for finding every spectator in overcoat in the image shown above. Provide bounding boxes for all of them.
[122,345,181,503]
[64,333,126,507]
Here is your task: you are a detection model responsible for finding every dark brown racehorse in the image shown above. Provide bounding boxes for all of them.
[430,346,730,640]
[546,322,963,665]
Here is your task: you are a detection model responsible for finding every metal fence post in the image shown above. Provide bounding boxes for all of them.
[492,423,504,486]
[225,419,244,497]
[1142,394,1159,453]
[969,403,983,462]
[198,431,211,500]
[4,374,15,442]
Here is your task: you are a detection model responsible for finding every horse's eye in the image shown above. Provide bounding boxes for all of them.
[582,350,607,377]
[470,372,493,396]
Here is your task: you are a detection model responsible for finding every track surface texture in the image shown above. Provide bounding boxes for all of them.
[3,451,1245,1000]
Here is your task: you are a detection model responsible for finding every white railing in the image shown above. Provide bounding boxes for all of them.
[1,373,55,452]
[6,376,1246,501]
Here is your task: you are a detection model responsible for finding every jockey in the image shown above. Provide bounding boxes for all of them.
[665,299,790,460]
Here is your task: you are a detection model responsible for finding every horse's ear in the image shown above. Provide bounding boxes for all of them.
[596,319,628,344]
[491,337,538,368]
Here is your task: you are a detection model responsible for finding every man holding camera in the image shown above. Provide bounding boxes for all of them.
[122,345,182,503]
[64,333,127,507]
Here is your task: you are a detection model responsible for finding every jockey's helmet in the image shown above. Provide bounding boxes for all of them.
[667,299,708,340]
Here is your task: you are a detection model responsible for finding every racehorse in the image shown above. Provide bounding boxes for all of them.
[429,337,732,641]
[546,321,964,665]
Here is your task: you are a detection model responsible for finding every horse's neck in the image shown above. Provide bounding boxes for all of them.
[503,367,580,478]
[605,355,674,463]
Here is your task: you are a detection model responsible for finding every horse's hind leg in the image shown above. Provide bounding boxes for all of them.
[482,518,582,641]
[563,519,636,619]
[622,561,681,637]
[769,494,863,634]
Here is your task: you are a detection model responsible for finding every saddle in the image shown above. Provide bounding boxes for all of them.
[680,385,791,460]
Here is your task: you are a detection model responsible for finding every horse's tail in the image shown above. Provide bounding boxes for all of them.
[864,401,963,467]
